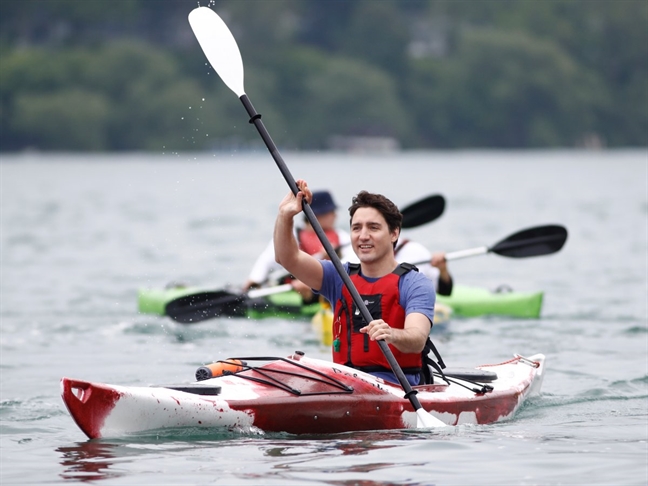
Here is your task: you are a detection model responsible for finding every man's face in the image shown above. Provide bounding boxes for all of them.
[350,207,398,264]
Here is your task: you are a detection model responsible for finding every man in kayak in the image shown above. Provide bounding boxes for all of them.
[243,190,351,303]
[274,180,436,386]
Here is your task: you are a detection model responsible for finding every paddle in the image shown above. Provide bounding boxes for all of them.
[189,6,444,429]
[443,225,568,261]
[401,194,445,229]
[165,284,293,324]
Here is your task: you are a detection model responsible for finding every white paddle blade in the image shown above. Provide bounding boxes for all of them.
[188,7,245,97]
[416,408,447,428]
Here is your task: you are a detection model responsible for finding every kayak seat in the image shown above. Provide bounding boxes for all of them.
[163,385,222,396]
[494,284,514,294]
[440,368,498,383]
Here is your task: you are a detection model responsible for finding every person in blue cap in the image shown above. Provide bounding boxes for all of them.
[242,190,351,301]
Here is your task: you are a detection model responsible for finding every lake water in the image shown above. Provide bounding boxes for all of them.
[1,150,646,485]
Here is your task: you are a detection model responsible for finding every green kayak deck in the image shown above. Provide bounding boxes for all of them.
[436,284,543,318]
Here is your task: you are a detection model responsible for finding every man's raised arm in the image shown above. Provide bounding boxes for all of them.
[274,180,324,291]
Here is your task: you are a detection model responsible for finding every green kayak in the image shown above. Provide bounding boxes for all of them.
[436,284,543,318]
[138,282,543,324]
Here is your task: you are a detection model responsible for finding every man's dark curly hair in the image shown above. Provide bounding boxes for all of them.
[348,191,402,246]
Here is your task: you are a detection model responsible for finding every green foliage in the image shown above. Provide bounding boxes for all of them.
[0,0,645,150]
[302,56,411,147]
[408,28,606,147]
[13,89,110,150]
[0,42,238,151]
[337,0,410,74]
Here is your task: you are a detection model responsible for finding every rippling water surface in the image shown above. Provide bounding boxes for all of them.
[1,150,646,485]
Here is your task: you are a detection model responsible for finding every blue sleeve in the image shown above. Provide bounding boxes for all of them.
[315,260,346,307]
[399,271,436,325]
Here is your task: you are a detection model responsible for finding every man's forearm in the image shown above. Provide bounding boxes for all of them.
[274,214,299,268]
[390,325,429,354]
[392,312,431,353]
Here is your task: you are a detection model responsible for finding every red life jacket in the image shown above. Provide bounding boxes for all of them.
[298,228,340,256]
[332,263,423,374]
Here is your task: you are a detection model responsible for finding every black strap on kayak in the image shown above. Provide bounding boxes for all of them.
[221,356,354,396]
[420,338,494,393]
[433,372,494,395]
[421,337,446,384]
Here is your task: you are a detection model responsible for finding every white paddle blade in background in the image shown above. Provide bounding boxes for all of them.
[188,7,245,97]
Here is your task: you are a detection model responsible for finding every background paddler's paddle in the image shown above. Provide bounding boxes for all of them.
[406,225,568,268]
[165,284,292,324]
[189,6,445,429]
[401,194,445,229]
[443,224,568,261]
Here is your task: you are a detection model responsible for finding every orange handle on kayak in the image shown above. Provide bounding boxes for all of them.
[195,359,246,381]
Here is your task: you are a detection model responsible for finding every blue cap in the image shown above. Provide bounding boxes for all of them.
[311,190,337,215]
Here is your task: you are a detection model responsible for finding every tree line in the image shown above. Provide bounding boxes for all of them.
[0,0,646,151]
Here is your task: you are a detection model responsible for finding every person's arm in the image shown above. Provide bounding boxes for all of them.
[431,252,453,296]
[360,313,430,353]
[360,271,433,353]
[274,180,324,291]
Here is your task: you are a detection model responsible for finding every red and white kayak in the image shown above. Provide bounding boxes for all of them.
[61,352,545,439]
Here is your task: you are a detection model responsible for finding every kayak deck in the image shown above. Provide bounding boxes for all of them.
[436,284,543,318]
[61,353,545,439]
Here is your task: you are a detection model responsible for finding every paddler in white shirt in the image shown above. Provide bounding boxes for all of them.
[242,190,352,303]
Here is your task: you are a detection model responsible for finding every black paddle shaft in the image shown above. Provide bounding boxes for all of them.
[239,94,422,404]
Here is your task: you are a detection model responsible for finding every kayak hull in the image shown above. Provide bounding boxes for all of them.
[61,353,545,439]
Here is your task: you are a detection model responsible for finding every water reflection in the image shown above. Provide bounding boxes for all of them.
[57,431,261,482]
[57,442,123,482]
[257,431,436,484]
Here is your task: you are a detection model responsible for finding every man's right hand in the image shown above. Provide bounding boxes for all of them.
[278,179,312,219]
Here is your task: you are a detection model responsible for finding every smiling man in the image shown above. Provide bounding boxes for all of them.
[274,180,436,386]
